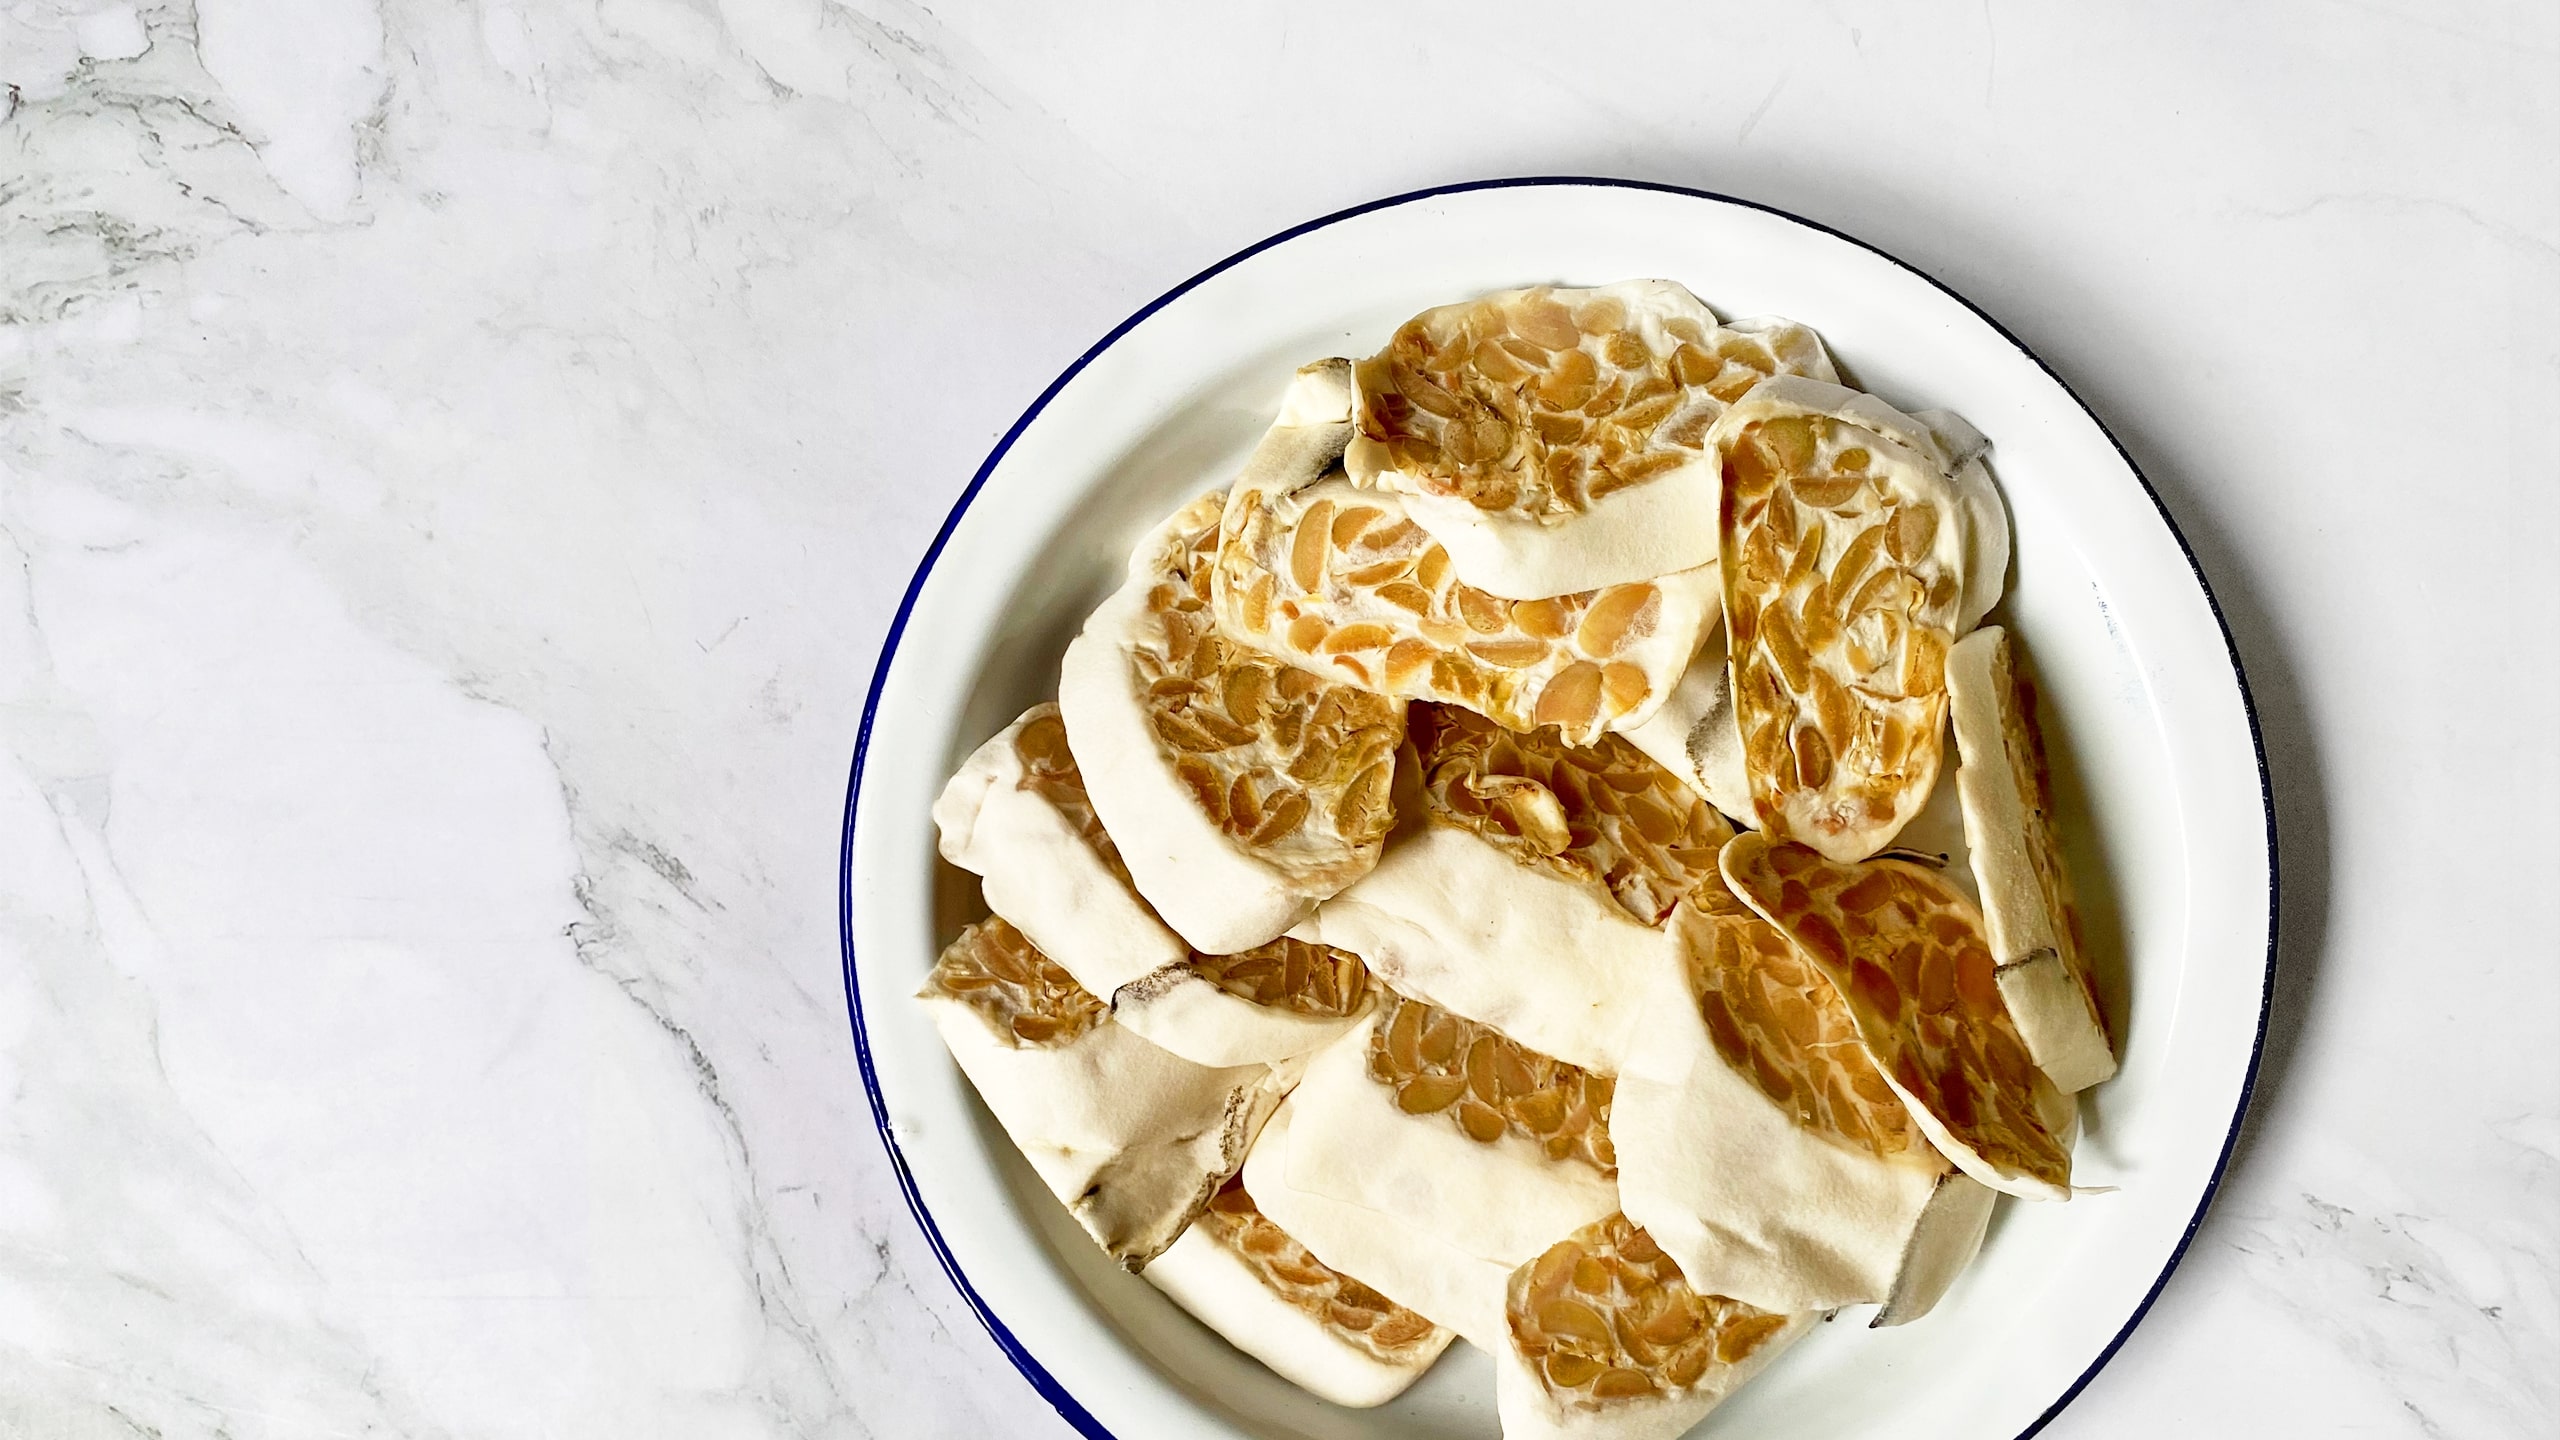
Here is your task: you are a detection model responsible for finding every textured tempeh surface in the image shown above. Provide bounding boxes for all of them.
[1675,889,1933,1161]
[1351,284,1828,521]
[1195,1179,1446,1361]
[1182,935,1373,1018]
[1216,477,1715,742]
[1505,1213,1797,1407]
[1409,702,1732,926]
[1366,993,1619,1172]
[1132,495,1407,878]
[1721,835,2074,1198]
[921,917,1110,1049]
[1720,388,1970,861]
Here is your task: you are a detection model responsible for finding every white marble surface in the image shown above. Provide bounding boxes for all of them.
[0,1,2552,1435]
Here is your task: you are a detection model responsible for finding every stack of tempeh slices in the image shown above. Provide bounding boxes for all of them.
[919,282,2116,1435]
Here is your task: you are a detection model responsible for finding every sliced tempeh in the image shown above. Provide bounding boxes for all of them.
[1346,281,1836,598]
[1614,892,1992,1320]
[936,702,1377,1066]
[1908,407,2013,633]
[1872,1171,2001,1328]
[1061,489,1405,954]
[1302,704,1728,1072]
[1716,375,1980,861]
[1275,1003,1622,1299]
[1146,1178,1454,1407]
[1877,753,1982,907]
[1402,699,1731,916]
[916,918,1295,1266]
[1493,1212,1815,1440]
[1242,1101,1522,1347]
[934,703,1188,998]
[1215,364,1718,745]
[1947,626,2116,1092]
[1112,931,1376,1068]
[1619,626,1754,827]
[1721,834,2076,1200]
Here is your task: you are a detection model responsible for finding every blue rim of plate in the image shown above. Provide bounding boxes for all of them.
[838,176,2279,1440]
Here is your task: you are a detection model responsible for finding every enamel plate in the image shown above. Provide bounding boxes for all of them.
[841,179,2275,1439]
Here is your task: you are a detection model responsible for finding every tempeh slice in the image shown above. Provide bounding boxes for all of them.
[1112,930,1376,1068]
[1947,626,2115,1092]
[934,703,1188,998]
[916,918,1296,1266]
[1614,891,1993,1320]
[1304,704,1728,1072]
[1906,407,2013,633]
[1145,1178,1454,1407]
[1721,834,2076,1200]
[1242,1101,1522,1347]
[1061,488,1405,954]
[1493,1213,1815,1440]
[1215,361,1717,745]
[937,702,1377,1066]
[1619,625,1754,827]
[1347,281,1836,598]
[1716,375,1981,861]
[1274,1003,1621,1297]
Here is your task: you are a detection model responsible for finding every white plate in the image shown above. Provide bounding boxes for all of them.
[840,179,2274,1439]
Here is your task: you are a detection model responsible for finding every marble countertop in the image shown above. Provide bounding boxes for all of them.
[2,1,2553,1435]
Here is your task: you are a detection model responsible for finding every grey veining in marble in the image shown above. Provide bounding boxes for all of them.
[1,1,2554,1436]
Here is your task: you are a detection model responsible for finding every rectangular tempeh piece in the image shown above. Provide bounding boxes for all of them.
[1946,626,2116,1093]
